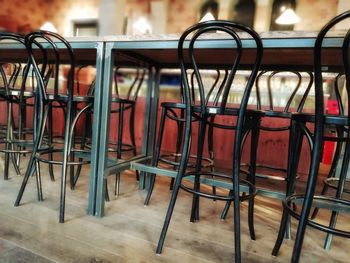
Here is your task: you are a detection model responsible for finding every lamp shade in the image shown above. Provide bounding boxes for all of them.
[275,8,300,25]
[199,12,216,23]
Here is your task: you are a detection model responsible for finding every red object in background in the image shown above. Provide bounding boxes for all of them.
[322,100,339,164]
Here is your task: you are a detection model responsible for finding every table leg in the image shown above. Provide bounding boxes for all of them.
[87,42,106,216]
[94,43,115,217]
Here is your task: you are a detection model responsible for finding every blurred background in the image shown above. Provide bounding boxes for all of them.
[0,0,350,36]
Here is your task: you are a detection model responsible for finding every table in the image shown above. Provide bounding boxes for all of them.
[0,32,345,218]
[91,31,347,217]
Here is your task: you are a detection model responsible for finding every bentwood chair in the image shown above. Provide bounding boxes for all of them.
[0,33,37,180]
[220,71,313,220]
[111,67,145,195]
[272,11,350,262]
[310,73,347,221]
[156,20,263,263]
[144,69,224,206]
[14,30,93,223]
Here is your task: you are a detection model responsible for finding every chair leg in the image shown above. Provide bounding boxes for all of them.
[156,173,182,254]
[69,103,78,190]
[169,117,184,191]
[220,189,233,220]
[73,108,91,188]
[311,128,343,219]
[114,103,124,196]
[233,167,241,263]
[15,157,36,206]
[47,104,55,181]
[144,107,167,206]
[208,116,216,197]
[15,98,48,207]
[190,117,207,223]
[156,111,191,254]
[105,178,110,201]
[4,147,10,180]
[272,121,303,256]
[131,107,140,181]
[4,101,12,180]
[272,206,291,256]
[247,118,260,241]
[291,163,321,262]
[59,158,68,223]
[323,138,349,249]
[35,160,43,201]
[114,173,121,196]
[59,101,74,223]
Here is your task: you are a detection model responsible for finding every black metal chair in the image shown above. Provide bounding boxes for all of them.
[310,73,347,222]
[144,69,225,206]
[110,67,145,196]
[0,33,37,180]
[220,70,313,220]
[272,10,350,262]
[155,20,263,263]
[14,30,93,223]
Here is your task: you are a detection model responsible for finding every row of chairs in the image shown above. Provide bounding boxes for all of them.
[144,13,350,263]
[0,11,350,263]
[0,32,145,223]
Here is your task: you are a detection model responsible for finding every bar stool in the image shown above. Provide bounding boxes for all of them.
[111,67,145,195]
[220,70,313,220]
[0,33,37,180]
[14,30,93,223]
[310,73,347,221]
[272,10,350,262]
[156,20,263,263]
[144,69,225,206]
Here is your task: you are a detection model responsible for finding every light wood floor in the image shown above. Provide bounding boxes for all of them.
[0,160,349,262]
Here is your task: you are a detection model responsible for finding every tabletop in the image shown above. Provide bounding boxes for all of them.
[0,31,345,70]
[103,31,346,71]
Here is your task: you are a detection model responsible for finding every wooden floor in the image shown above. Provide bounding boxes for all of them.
[0,159,349,263]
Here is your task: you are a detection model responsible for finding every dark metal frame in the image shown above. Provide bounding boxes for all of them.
[272,11,350,262]
[155,20,263,263]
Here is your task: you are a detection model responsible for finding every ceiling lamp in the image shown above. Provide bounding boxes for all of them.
[275,8,300,25]
[199,12,216,22]
[132,17,152,35]
[40,22,58,33]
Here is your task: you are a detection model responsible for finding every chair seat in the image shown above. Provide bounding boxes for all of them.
[111,96,135,104]
[46,93,94,103]
[292,112,350,126]
[0,87,35,99]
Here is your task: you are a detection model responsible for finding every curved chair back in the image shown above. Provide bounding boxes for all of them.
[177,20,263,166]
[114,68,146,101]
[255,70,313,113]
[0,34,28,95]
[25,30,75,102]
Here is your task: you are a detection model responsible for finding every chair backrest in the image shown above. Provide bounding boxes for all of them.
[189,69,229,107]
[0,33,29,95]
[178,20,263,116]
[311,11,350,175]
[327,72,347,117]
[177,20,263,177]
[75,65,96,96]
[25,30,75,101]
[255,70,313,113]
[114,68,146,101]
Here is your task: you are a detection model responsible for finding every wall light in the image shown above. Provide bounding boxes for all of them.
[275,8,300,25]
